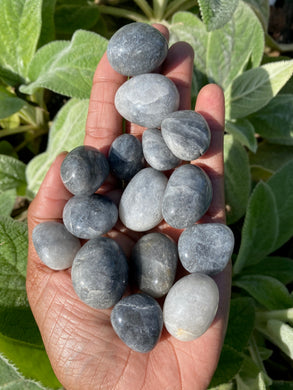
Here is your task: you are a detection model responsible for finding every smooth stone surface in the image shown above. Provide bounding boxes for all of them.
[60,145,109,195]
[163,273,219,341]
[131,232,178,298]
[107,22,168,76]
[32,222,81,270]
[162,164,213,229]
[63,194,118,239]
[119,168,168,231]
[108,134,144,181]
[115,74,180,128]
[142,128,181,171]
[71,237,128,309]
[178,223,234,275]
[111,293,163,352]
[161,110,211,161]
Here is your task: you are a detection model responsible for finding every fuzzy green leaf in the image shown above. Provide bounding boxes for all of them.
[38,0,57,47]
[236,355,271,390]
[265,320,293,360]
[0,155,26,193]
[198,0,239,31]
[243,0,270,30]
[225,119,257,152]
[0,87,26,119]
[0,189,16,216]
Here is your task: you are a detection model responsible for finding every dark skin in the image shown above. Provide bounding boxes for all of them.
[26,25,231,390]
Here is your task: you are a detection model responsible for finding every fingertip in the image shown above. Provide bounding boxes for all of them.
[152,23,170,42]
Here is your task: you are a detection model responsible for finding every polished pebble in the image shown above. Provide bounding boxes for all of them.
[63,194,118,239]
[115,74,180,128]
[32,222,81,270]
[131,232,178,298]
[162,164,213,229]
[161,110,211,161]
[60,145,109,195]
[107,22,168,76]
[111,293,163,352]
[142,128,181,171]
[163,273,219,341]
[71,237,128,309]
[178,223,234,275]
[119,168,168,231]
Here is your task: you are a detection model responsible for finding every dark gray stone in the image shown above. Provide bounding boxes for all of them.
[32,221,81,270]
[111,293,163,352]
[115,74,180,128]
[178,223,234,275]
[131,232,178,298]
[162,164,213,229]
[107,22,168,76]
[63,194,118,239]
[71,237,128,309]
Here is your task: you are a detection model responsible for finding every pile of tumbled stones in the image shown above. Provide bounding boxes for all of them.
[32,22,234,353]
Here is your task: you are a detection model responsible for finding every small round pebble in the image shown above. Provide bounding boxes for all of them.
[178,223,235,275]
[163,273,219,341]
[71,237,128,309]
[111,293,163,352]
[32,221,80,270]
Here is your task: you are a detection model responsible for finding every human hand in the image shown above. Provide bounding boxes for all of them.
[27,25,231,390]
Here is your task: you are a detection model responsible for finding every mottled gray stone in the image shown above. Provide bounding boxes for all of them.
[163,273,219,341]
[142,128,181,171]
[107,22,168,76]
[32,222,81,270]
[161,110,211,161]
[71,237,128,309]
[162,164,213,229]
[111,293,163,352]
[178,223,234,275]
[119,168,168,231]
[60,145,109,195]
[108,134,144,181]
[63,194,118,239]
[115,74,180,128]
[131,232,178,298]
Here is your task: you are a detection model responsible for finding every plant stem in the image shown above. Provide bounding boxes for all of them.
[0,125,34,138]
[165,0,197,19]
[248,333,271,383]
[97,5,148,22]
[153,0,168,20]
[256,308,293,325]
[133,0,154,20]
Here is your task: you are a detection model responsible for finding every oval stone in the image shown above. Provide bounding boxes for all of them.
[107,22,168,76]
[71,237,128,309]
[163,273,219,341]
[115,74,180,128]
[161,110,211,161]
[178,223,235,275]
[111,293,163,352]
[63,194,118,239]
[162,164,213,229]
[119,168,168,231]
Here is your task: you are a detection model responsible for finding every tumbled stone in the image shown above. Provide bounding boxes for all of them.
[178,223,234,275]
[60,145,109,195]
[162,164,213,229]
[119,167,168,231]
[63,194,118,239]
[142,128,181,171]
[107,22,168,76]
[130,232,178,298]
[115,74,180,128]
[108,134,144,181]
[161,110,211,161]
[111,293,163,352]
[163,273,219,341]
[32,221,81,270]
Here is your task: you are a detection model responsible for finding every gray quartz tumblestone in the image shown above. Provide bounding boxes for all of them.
[161,110,211,161]
[115,74,180,128]
[163,273,219,341]
[63,194,118,239]
[111,293,163,352]
[60,145,109,195]
[131,232,178,298]
[178,223,235,275]
[119,168,168,231]
[32,221,81,270]
[162,164,213,229]
[108,134,144,181]
[71,237,128,309]
[142,128,181,171]
[107,22,168,76]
